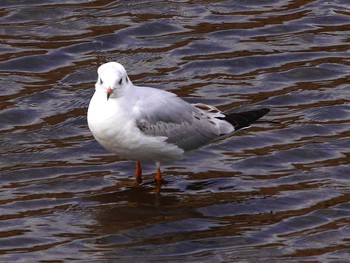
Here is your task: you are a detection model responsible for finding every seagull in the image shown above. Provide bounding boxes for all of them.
[87,62,269,184]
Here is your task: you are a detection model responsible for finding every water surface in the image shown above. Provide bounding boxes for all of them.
[0,0,350,262]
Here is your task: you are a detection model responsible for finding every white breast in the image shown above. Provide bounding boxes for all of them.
[87,90,184,163]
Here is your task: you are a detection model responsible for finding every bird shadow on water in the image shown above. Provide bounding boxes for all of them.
[85,179,181,207]
[75,177,203,244]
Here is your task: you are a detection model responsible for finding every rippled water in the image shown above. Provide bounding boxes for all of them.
[1,0,350,262]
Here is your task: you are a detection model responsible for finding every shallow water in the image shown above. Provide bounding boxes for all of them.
[1,0,350,262]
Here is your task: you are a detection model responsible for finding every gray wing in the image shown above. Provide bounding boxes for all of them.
[132,87,222,151]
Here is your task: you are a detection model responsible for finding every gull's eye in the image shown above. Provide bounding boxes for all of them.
[119,78,123,85]
[99,78,103,85]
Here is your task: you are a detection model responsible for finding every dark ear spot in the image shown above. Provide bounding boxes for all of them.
[126,77,129,83]
[119,78,123,85]
[100,78,103,85]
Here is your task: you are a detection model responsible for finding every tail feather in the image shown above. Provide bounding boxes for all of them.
[218,108,270,131]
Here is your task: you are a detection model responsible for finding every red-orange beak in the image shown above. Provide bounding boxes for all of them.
[107,87,113,100]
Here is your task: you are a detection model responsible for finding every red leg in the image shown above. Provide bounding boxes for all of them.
[154,162,162,193]
[136,161,142,183]
[155,162,162,183]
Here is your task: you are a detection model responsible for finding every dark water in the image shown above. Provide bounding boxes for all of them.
[1,0,350,262]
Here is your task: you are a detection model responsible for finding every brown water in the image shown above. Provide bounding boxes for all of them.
[1,0,350,262]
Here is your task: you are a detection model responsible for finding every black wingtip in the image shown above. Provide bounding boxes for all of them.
[219,108,270,130]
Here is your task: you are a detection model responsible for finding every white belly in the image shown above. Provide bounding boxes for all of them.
[87,92,184,163]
